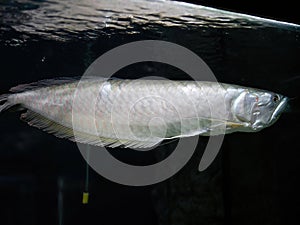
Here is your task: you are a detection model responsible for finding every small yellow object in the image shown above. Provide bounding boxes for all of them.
[82,192,89,204]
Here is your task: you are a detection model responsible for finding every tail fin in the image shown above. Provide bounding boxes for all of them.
[0,94,14,113]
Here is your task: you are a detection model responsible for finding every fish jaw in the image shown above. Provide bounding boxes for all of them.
[269,96,288,125]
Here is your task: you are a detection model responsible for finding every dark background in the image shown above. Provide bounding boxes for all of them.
[0,0,299,225]
[184,0,300,25]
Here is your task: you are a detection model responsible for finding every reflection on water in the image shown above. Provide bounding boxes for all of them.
[1,0,300,43]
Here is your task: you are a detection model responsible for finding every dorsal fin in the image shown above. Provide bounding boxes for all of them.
[9,76,108,93]
[10,76,83,93]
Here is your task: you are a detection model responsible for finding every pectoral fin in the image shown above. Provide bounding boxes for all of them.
[225,121,244,129]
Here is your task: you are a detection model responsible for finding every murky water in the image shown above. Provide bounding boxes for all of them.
[0,1,299,225]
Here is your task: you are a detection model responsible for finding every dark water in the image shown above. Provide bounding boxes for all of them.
[0,0,300,225]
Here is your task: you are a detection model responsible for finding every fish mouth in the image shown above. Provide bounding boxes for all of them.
[270,97,288,122]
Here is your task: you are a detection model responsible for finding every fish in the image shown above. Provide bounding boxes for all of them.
[0,77,288,148]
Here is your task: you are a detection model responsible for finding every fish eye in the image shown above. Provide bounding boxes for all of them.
[272,94,280,103]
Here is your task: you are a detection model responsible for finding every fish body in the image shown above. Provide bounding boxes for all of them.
[0,77,287,148]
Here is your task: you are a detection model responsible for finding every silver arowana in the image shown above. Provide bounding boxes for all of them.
[0,77,288,148]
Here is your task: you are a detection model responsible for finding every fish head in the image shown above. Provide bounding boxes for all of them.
[233,90,288,131]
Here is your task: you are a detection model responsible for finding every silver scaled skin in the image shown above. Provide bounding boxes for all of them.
[0,77,288,148]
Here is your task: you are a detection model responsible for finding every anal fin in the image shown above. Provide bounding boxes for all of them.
[21,110,159,148]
